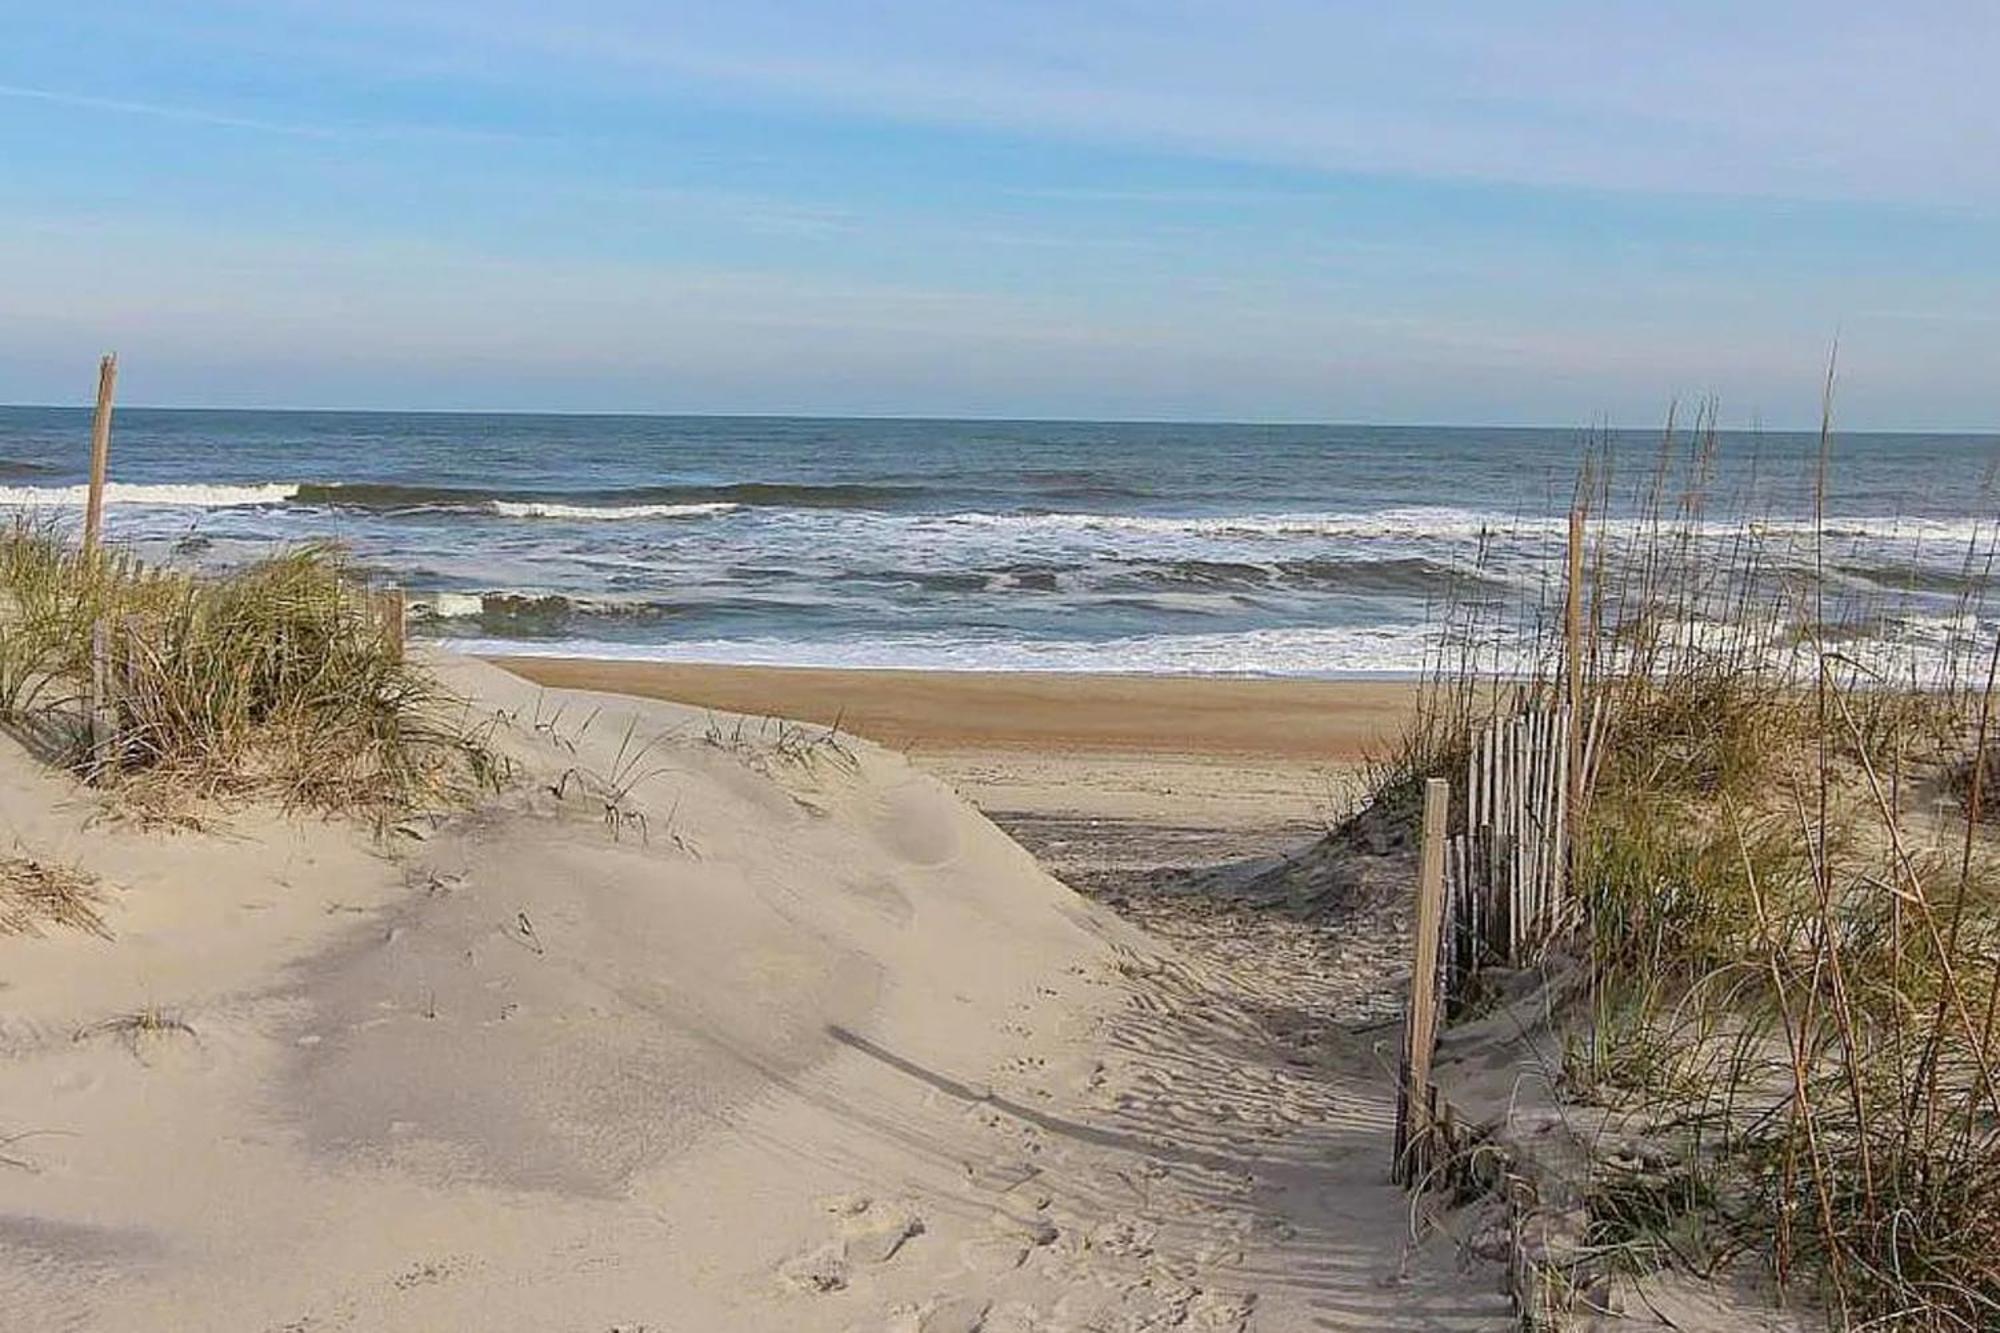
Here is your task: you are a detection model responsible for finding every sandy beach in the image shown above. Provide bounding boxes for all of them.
[0,652,1513,1331]
[494,659,1419,871]
[487,661,1419,762]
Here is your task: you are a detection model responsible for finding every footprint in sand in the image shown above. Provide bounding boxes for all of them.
[995,1209,1060,1249]
[915,1294,992,1332]
[962,1155,1040,1193]
[958,1232,1032,1275]
[878,1294,1000,1333]
[977,1303,1043,1333]
[779,1241,850,1294]
[1043,1277,1254,1333]
[978,1197,1063,1266]
[779,1196,927,1295]
[1184,1289,1257,1331]
[846,1207,925,1265]
[1081,1215,1157,1260]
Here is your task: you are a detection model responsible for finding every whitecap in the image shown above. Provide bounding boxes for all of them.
[0,482,300,508]
[487,500,741,521]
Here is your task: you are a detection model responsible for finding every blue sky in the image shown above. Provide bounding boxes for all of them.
[1,1,1995,426]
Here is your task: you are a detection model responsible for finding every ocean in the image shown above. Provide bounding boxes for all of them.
[0,407,1994,676]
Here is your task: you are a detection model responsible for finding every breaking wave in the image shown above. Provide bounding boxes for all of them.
[287,480,930,514]
[0,482,300,508]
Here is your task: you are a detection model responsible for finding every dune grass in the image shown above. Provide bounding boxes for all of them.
[0,521,502,822]
[0,854,106,938]
[1382,406,2000,1328]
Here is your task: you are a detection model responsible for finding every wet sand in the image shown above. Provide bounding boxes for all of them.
[486,660,1417,761]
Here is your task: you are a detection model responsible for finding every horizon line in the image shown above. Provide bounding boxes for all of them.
[3,401,1994,438]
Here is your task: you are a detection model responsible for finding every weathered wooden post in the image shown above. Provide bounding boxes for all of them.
[87,618,114,768]
[384,587,406,662]
[1563,503,1586,913]
[1394,776,1451,1184]
[83,354,118,558]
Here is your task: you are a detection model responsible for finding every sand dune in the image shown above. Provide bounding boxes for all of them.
[0,654,1506,1330]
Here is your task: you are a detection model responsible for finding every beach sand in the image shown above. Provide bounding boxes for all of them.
[0,655,1518,1331]
[492,659,1418,868]
[484,661,1417,761]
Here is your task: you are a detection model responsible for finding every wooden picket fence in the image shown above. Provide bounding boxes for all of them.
[1448,697,1608,980]
[1392,696,1592,1184]
[1394,507,1601,1190]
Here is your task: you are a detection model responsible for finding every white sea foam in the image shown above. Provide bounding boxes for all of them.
[930,506,1514,541]
[0,485,741,519]
[0,478,1975,550]
[449,608,1988,680]
[412,592,488,619]
[488,500,740,520]
[929,506,1991,547]
[0,482,300,508]
[449,623,1487,677]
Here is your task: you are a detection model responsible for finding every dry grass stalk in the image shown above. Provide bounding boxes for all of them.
[0,855,108,938]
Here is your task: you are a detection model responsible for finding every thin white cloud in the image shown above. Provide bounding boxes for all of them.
[299,0,2000,207]
[0,79,541,145]
[0,81,340,136]
[24,6,1994,206]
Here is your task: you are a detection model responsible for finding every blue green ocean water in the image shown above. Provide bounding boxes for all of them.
[1,408,1993,675]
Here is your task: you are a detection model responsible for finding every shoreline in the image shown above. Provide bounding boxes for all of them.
[485,657,1420,762]
[488,657,1421,872]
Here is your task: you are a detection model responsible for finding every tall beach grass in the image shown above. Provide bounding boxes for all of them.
[1384,402,2000,1328]
[0,520,500,821]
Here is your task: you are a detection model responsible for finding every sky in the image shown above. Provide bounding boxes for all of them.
[0,1,1995,427]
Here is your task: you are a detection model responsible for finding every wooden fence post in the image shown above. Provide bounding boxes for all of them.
[83,354,118,558]
[384,587,406,661]
[1563,503,1586,919]
[1395,776,1451,1184]
[88,618,113,767]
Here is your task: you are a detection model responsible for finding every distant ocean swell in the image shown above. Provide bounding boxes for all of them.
[0,479,1991,549]
[400,555,1505,631]
[0,411,1991,676]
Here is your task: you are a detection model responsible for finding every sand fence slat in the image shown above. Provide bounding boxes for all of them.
[1393,777,1450,1185]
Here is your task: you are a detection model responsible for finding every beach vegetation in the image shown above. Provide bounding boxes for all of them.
[1380,398,2000,1328]
[0,853,107,938]
[0,520,503,824]
[546,712,680,842]
[702,709,858,776]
